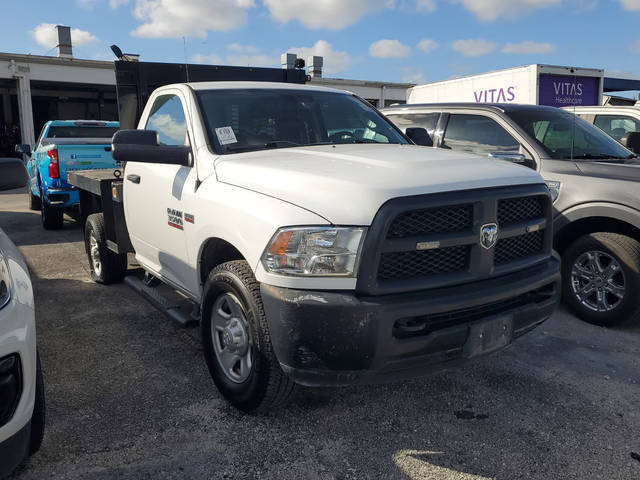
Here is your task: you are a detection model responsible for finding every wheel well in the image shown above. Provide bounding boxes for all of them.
[199,238,245,284]
[555,216,640,254]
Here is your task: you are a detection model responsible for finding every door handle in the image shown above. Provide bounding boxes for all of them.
[126,174,141,184]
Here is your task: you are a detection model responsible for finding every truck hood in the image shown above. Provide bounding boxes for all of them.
[214,144,544,225]
[576,159,640,182]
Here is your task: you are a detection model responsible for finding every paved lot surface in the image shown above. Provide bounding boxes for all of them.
[2,188,640,480]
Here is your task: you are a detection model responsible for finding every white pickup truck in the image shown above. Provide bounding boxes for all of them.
[68,65,560,412]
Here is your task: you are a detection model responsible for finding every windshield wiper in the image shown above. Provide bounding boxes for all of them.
[565,154,619,160]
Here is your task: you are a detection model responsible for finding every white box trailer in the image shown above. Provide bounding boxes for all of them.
[408,64,604,107]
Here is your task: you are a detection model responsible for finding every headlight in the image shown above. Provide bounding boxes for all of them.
[0,252,10,310]
[546,181,561,203]
[262,227,367,277]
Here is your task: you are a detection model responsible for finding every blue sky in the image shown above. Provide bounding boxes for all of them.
[2,0,640,86]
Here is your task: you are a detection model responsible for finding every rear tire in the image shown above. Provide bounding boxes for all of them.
[85,213,127,284]
[40,189,63,230]
[29,352,45,455]
[562,233,640,326]
[201,260,295,412]
[28,189,41,211]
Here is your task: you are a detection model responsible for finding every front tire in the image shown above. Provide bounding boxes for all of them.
[562,233,640,326]
[201,260,295,412]
[85,213,127,284]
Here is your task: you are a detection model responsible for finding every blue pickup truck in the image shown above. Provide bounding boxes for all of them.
[17,120,119,229]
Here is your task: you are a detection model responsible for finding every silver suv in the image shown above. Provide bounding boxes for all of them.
[382,103,640,327]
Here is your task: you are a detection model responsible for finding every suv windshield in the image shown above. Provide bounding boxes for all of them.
[507,108,634,160]
[196,89,408,154]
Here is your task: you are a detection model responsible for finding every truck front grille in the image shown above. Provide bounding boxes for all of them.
[498,196,544,226]
[379,245,469,280]
[494,230,544,265]
[387,204,473,238]
[356,185,552,295]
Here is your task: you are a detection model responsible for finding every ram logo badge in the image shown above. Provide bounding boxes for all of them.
[480,223,498,250]
[167,208,183,230]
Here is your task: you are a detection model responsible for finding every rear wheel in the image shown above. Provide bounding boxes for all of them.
[40,188,63,230]
[28,189,41,211]
[85,213,127,284]
[201,260,295,412]
[562,233,640,326]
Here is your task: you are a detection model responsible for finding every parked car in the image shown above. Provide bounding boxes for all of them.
[0,158,45,478]
[68,63,560,412]
[564,105,640,154]
[16,120,119,230]
[382,103,640,326]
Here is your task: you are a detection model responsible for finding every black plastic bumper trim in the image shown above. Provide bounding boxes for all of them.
[262,257,560,387]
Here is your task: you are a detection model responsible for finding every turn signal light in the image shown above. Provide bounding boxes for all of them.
[47,149,60,179]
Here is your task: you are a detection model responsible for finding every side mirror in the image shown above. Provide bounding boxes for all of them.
[112,129,191,166]
[0,158,29,191]
[488,152,526,164]
[622,131,640,154]
[15,144,31,156]
[405,127,433,147]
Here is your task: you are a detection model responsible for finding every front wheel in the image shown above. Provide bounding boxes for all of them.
[200,260,295,412]
[85,213,127,284]
[562,233,640,326]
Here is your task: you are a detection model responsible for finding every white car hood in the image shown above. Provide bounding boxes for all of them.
[214,144,545,225]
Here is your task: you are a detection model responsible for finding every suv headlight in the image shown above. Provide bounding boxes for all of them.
[262,227,367,277]
[0,252,10,310]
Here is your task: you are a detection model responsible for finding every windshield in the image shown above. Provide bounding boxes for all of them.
[46,126,118,139]
[507,108,634,160]
[196,89,408,154]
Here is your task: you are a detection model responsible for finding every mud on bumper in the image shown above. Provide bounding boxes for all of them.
[261,257,560,387]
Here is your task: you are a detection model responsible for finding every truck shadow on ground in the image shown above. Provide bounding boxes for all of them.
[18,273,640,480]
[0,210,82,247]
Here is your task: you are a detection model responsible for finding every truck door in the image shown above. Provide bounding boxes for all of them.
[124,92,196,293]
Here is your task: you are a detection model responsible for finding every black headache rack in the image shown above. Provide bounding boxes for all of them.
[69,59,309,256]
[115,59,309,129]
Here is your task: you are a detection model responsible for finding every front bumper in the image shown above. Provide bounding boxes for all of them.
[261,257,560,387]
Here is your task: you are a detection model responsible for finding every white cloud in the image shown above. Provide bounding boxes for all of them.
[264,0,391,29]
[76,0,99,8]
[453,0,562,21]
[288,40,351,75]
[415,0,437,11]
[30,23,98,49]
[502,41,556,54]
[192,46,277,67]
[191,53,223,64]
[417,38,438,53]
[109,0,130,7]
[131,0,255,38]
[403,71,426,83]
[451,38,496,56]
[369,39,411,58]
[621,0,640,9]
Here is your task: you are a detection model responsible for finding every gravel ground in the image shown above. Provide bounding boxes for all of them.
[2,188,639,480]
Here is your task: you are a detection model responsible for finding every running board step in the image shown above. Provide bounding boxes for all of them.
[124,275,198,327]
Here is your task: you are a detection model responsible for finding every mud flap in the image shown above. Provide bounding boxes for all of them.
[462,316,514,358]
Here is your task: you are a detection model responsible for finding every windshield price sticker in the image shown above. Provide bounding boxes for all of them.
[215,126,238,145]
